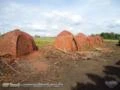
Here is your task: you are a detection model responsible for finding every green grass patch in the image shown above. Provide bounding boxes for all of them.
[34,37,55,48]
[104,39,118,43]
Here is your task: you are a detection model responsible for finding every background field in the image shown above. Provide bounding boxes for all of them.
[34,37,55,48]
[104,39,118,43]
[34,37,119,48]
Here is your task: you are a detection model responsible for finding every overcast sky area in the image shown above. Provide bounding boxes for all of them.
[0,0,120,36]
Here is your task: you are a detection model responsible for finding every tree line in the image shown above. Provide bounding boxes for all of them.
[100,32,120,40]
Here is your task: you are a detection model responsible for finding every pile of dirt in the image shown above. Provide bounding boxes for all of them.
[54,30,104,52]
[0,29,38,58]
[54,30,78,52]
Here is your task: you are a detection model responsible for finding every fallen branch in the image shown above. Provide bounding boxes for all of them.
[0,59,21,74]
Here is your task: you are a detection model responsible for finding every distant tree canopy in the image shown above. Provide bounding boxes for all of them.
[34,35,40,38]
[100,32,120,40]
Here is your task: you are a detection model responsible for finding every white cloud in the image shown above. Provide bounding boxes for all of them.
[45,10,83,23]
[0,0,120,36]
[115,20,120,25]
[0,2,83,36]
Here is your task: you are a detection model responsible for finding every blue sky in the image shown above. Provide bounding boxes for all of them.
[0,0,120,36]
